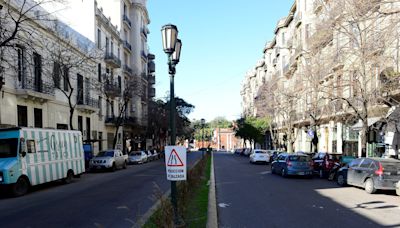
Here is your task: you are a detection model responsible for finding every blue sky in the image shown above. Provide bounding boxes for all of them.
[147,0,294,122]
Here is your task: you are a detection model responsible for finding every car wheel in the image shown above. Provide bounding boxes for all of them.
[365,178,376,194]
[111,163,116,172]
[337,174,346,186]
[63,170,74,184]
[319,170,324,178]
[12,177,30,197]
[123,161,127,169]
[271,165,275,174]
[281,168,287,178]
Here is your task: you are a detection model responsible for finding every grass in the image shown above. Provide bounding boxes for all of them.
[143,154,212,228]
[183,155,211,227]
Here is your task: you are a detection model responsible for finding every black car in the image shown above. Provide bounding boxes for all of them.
[337,157,400,194]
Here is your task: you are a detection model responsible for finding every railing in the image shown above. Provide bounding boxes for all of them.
[123,65,133,75]
[104,53,121,67]
[104,80,121,97]
[123,40,132,51]
[21,76,55,96]
[147,53,155,60]
[148,75,155,84]
[148,87,155,98]
[78,95,99,108]
[122,14,131,27]
[141,27,148,38]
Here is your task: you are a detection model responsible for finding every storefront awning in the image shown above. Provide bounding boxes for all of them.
[351,117,382,130]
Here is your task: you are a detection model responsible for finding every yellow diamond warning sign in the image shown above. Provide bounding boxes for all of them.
[165,146,186,181]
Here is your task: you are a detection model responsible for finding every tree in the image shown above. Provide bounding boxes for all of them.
[316,0,400,156]
[41,19,100,130]
[234,117,265,148]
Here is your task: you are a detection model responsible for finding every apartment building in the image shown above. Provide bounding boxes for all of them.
[0,0,155,153]
[241,0,400,158]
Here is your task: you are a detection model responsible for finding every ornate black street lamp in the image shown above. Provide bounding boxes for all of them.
[161,23,182,226]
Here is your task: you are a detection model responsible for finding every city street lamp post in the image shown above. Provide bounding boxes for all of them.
[161,24,182,226]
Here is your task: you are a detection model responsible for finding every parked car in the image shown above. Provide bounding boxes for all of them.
[312,152,338,178]
[90,149,127,171]
[234,148,243,155]
[336,165,349,186]
[271,153,313,177]
[341,157,400,194]
[151,150,159,160]
[128,151,148,164]
[270,150,284,162]
[249,149,270,164]
[145,150,154,161]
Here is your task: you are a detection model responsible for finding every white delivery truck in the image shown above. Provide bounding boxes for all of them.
[0,127,85,196]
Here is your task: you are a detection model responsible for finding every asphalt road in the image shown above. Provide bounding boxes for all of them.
[0,151,202,227]
[215,152,400,228]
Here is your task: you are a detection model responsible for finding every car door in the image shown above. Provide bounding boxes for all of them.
[357,158,373,185]
[347,158,362,186]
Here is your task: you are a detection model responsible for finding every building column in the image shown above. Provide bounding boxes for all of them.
[337,122,343,154]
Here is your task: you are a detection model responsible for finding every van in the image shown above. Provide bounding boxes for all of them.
[0,127,85,196]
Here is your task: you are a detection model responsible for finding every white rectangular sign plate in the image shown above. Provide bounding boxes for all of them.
[165,146,187,181]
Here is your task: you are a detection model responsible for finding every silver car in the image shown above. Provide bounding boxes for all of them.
[90,149,127,171]
[128,151,148,164]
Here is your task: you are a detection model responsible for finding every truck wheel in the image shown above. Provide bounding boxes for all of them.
[12,177,30,197]
[365,178,376,194]
[63,170,74,184]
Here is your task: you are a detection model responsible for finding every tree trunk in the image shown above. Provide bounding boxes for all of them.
[112,125,120,149]
[361,119,368,157]
[69,107,74,130]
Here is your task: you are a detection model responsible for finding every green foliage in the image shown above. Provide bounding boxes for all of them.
[209,117,232,128]
[234,117,270,144]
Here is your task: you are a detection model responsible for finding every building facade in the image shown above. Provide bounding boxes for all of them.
[241,0,400,158]
[0,0,156,154]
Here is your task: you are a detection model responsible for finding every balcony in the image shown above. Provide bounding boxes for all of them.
[77,96,99,113]
[16,76,55,103]
[148,75,155,84]
[123,64,133,76]
[123,116,137,127]
[141,27,149,39]
[104,53,121,68]
[122,14,131,27]
[148,87,155,98]
[123,40,132,52]
[147,53,155,60]
[148,60,155,73]
[104,80,121,98]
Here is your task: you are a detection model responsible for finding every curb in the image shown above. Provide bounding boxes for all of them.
[207,152,218,228]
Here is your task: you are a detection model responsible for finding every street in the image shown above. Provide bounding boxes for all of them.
[215,152,400,228]
[0,152,202,227]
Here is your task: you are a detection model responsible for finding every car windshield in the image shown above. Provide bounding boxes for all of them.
[289,156,310,162]
[0,138,18,158]
[97,151,114,157]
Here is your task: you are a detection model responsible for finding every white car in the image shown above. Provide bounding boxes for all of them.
[249,149,270,164]
[128,151,148,164]
[90,149,127,171]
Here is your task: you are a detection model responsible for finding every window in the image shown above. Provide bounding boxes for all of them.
[98,63,102,82]
[27,140,36,153]
[57,124,68,130]
[17,46,25,82]
[98,132,103,151]
[106,37,109,54]
[118,76,121,90]
[97,28,101,48]
[98,96,103,116]
[360,159,372,168]
[111,40,114,55]
[34,108,43,128]
[77,74,83,104]
[349,159,362,168]
[63,66,69,91]
[86,117,91,140]
[17,105,28,127]
[78,116,83,133]
[53,62,61,88]
[33,52,42,92]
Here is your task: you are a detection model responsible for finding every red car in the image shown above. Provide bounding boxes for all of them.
[312,152,337,178]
